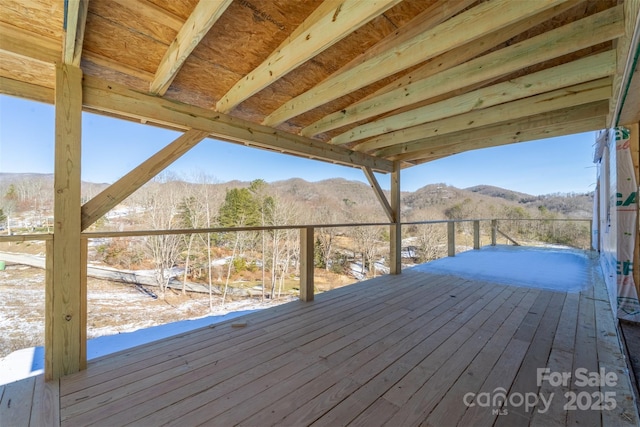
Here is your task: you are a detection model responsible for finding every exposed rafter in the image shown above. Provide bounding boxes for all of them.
[333,50,616,145]
[262,0,568,127]
[619,59,640,125]
[410,116,606,165]
[0,21,60,63]
[336,0,476,76]
[340,0,583,115]
[357,78,611,154]
[109,0,183,31]
[216,0,402,114]
[611,0,640,125]
[82,76,393,172]
[391,101,609,162]
[62,0,89,66]
[149,0,233,95]
[305,5,622,138]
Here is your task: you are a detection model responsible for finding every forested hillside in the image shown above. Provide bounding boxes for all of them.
[0,173,594,352]
[0,172,593,232]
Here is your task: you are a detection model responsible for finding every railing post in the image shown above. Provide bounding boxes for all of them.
[300,226,314,302]
[80,237,88,370]
[44,238,54,381]
[447,222,455,257]
[390,161,402,275]
[473,220,480,250]
[491,219,497,246]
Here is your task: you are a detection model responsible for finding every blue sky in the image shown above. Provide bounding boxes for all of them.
[0,95,597,195]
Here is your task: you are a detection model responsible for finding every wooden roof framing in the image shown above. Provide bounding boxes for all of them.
[1,0,639,170]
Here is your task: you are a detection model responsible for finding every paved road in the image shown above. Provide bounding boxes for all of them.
[0,251,242,295]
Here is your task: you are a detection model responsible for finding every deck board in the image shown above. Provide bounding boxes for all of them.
[568,282,601,427]
[0,375,36,426]
[422,288,540,427]
[8,252,640,427]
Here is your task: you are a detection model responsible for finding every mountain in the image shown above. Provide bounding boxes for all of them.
[465,185,536,203]
[0,173,593,223]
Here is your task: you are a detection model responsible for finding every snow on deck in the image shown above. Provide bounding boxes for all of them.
[413,245,592,293]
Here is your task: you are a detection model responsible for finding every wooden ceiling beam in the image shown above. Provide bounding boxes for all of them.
[216,0,402,114]
[81,129,210,230]
[62,0,89,66]
[362,78,611,154]
[306,5,622,138]
[109,0,183,32]
[150,0,233,95]
[339,1,583,108]
[262,0,568,127]
[0,76,54,105]
[81,76,393,172]
[611,0,640,126]
[334,49,616,145]
[0,50,56,89]
[619,58,640,125]
[409,115,606,165]
[0,21,60,63]
[391,101,608,162]
[336,0,476,76]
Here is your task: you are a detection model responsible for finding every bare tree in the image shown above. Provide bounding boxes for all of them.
[416,223,447,262]
[143,174,183,299]
[314,207,339,271]
[351,224,383,278]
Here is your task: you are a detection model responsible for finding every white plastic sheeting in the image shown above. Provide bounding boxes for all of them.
[594,127,640,321]
[614,127,640,320]
[595,129,619,315]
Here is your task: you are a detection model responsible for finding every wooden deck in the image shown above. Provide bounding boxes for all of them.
[2,254,639,426]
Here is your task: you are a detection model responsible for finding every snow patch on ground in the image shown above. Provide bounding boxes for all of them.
[0,298,291,386]
[413,245,591,293]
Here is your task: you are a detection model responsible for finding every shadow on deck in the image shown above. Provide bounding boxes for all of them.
[1,247,638,426]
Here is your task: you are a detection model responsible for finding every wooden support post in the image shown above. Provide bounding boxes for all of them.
[491,219,498,246]
[390,162,401,275]
[300,226,314,302]
[448,222,456,257]
[473,220,480,250]
[46,63,84,380]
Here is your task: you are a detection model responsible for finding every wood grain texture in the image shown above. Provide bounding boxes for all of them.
[299,226,315,302]
[150,0,233,95]
[369,79,611,156]
[263,0,567,126]
[306,5,622,138]
[2,253,630,426]
[81,76,393,172]
[216,0,402,113]
[49,63,84,381]
[338,50,616,145]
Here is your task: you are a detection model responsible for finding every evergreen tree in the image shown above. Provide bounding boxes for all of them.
[218,188,261,227]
